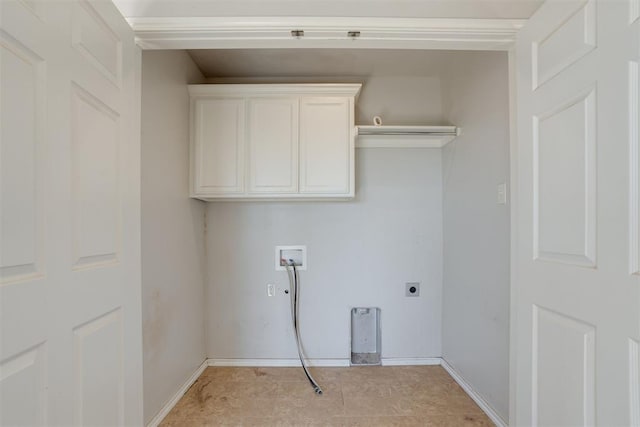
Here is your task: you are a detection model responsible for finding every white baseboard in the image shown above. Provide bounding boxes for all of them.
[440,359,507,427]
[146,359,208,427]
[207,358,350,367]
[381,357,441,366]
[206,357,441,367]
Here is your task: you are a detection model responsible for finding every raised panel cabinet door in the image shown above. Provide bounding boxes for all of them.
[248,98,298,193]
[192,98,245,195]
[299,97,354,195]
[515,1,639,426]
[1,0,143,425]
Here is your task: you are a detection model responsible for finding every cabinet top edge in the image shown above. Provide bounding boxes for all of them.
[188,83,362,97]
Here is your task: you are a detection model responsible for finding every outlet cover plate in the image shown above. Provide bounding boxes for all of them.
[497,182,507,205]
[406,282,420,297]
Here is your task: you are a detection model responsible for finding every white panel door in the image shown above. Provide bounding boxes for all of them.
[192,97,245,195]
[0,1,143,425]
[299,97,353,195]
[247,97,298,194]
[515,0,639,425]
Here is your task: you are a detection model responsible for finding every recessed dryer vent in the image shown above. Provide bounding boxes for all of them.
[351,307,381,366]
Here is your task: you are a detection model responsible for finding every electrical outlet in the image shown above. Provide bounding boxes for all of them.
[497,182,507,205]
[405,282,420,297]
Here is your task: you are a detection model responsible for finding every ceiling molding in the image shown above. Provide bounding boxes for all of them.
[127,16,526,50]
[188,83,362,97]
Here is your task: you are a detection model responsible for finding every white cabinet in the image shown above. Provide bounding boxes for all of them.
[248,98,298,194]
[189,84,361,201]
[191,98,245,195]
[300,97,352,194]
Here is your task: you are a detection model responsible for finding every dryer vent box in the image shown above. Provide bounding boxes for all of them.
[350,307,381,366]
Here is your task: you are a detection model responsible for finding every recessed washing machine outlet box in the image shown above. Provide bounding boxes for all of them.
[275,245,307,271]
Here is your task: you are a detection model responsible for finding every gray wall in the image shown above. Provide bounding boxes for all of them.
[441,51,511,421]
[138,48,511,422]
[205,148,443,360]
[141,50,206,424]
[356,76,443,126]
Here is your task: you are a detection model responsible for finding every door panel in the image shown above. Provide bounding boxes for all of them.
[534,87,596,267]
[531,306,595,426]
[630,60,640,275]
[0,1,142,425]
[0,343,47,426]
[73,309,123,427]
[630,6,640,423]
[515,0,640,425]
[533,0,596,89]
[1,3,51,424]
[71,0,123,86]
[70,83,121,270]
[630,338,640,426]
[0,10,46,286]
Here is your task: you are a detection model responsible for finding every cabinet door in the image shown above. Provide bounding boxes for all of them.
[248,98,298,193]
[192,98,245,195]
[299,97,353,195]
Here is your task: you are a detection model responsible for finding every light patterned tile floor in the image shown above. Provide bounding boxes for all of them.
[159,366,494,427]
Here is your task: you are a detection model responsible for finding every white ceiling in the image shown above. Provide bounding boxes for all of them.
[118,0,534,77]
[113,0,542,19]
[189,49,467,78]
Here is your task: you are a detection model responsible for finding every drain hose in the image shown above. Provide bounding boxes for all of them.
[285,261,323,395]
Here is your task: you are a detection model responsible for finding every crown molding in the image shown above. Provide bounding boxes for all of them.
[127,16,525,50]
[188,83,362,97]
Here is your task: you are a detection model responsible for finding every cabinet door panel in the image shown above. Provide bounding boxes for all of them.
[193,98,245,194]
[248,98,298,193]
[299,97,353,195]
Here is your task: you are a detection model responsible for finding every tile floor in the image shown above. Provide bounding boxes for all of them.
[160,366,494,426]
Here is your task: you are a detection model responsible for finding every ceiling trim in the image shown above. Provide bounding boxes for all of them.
[188,83,363,97]
[127,16,526,50]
